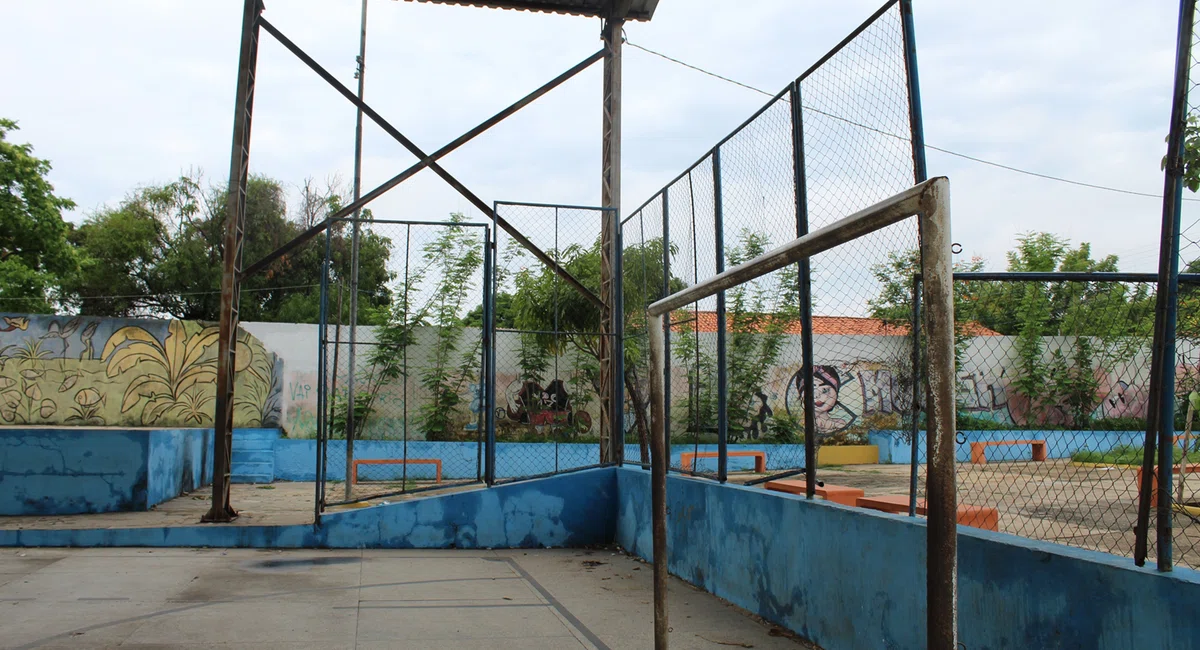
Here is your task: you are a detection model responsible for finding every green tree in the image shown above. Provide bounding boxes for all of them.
[867,247,985,363]
[504,235,678,458]
[65,173,393,323]
[416,215,484,440]
[724,230,795,441]
[0,119,77,312]
[1168,113,1200,193]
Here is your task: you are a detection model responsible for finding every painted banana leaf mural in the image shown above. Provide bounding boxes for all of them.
[0,314,281,428]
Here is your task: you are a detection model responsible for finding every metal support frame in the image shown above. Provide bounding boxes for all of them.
[251,18,603,311]
[313,228,334,525]
[1137,0,1196,571]
[600,15,624,464]
[210,7,613,515]
[789,80,818,498]
[242,47,606,279]
[712,150,728,482]
[344,0,369,503]
[648,311,669,650]
[204,0,262,523]
[484,223,497,486]
[918,181,957,650]
[646,178,955,650]
[660,189,671,465]
[901,3,959,645]
[613,207,626,464]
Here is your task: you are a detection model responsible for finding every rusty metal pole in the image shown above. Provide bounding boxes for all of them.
[600,15,623,465]
[648,311,669,650]
[919,178,956,649]
[344,0,369,502]
[204,0,262,523]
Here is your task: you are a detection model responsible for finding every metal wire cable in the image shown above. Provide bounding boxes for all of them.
[625,39,1198,203]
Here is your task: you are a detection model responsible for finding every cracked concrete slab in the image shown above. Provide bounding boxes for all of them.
[0,548,817,650]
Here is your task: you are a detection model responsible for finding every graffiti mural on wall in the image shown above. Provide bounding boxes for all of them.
[495,375,595,437]
[0,314,281,428]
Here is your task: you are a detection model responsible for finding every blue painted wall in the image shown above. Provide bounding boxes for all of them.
[274,440,807,481]
[1,428,151,515]
[869,429,1146,464]
[615,467,1200,650]
[275,440,607,481]
[2,427,230,515]
[0,467,617,550]
[146,429,214,507]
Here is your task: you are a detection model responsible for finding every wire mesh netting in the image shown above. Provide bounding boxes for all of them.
[1170,0,1200,571]
[621,0,920,482]
[318,219,489,507]
[491,202,616,482]
[904,278,1200,568]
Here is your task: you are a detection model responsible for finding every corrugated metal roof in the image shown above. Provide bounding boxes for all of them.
[400,0,660,21]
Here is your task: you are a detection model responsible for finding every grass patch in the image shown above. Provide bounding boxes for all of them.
[1072,444,1191,466]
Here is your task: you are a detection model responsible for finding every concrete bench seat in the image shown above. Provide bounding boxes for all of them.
[856,494,999,531]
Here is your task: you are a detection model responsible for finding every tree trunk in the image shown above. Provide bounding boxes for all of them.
[625,368,650,464]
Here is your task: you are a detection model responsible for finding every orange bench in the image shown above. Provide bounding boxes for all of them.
[970,439,1047,465]
[1135,463,1200,507]
[351,458,442,485]
[680,450,766,473]
[763,479,864,506]
[856,494,1000,532]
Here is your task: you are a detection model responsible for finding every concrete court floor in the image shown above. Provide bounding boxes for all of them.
[0,547,817,650]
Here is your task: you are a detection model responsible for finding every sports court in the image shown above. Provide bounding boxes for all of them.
[0,547,812,650]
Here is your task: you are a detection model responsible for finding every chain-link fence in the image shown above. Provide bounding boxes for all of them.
[317,219,490,508]
[621,0,920,483]
[1167,0,1200,573]
[490,202,618,482]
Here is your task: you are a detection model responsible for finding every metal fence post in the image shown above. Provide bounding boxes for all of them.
[648,311,669,650]
[712,150,728,483]
[1138,0,1195,571]
[205,0,263,523]
[919,179,957,650]
[909,275,923,517]
[900,0,929,184]
[480,226,492,483]
[661,190,672,458]
[789,81,818,497]
[614,207,626,465]
[314,227,332,523]
[486,222,498,486]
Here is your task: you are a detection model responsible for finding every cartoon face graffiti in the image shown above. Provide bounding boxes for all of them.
[787,364,855,436]
[812,366,840,414]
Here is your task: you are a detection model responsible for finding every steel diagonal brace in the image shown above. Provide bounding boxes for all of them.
[256,17,604,309]
[242,47,606,280]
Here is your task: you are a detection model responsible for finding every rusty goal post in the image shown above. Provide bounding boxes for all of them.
[644,176,958,650]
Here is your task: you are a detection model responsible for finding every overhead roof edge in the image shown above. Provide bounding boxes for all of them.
[399,0,660,22]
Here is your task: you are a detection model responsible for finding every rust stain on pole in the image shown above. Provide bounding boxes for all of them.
[919,177,957,649]
[649,312,669,649]
[204,0,262,524]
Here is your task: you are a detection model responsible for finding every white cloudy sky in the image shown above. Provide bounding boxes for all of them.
[1,0,1192,273]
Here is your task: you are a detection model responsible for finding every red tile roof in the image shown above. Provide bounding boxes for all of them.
[669,311,1000,337]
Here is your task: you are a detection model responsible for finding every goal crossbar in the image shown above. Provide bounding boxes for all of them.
[644,176,958,647]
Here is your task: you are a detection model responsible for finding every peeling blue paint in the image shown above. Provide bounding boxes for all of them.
[615,467,1200,650]
[0,467,616,550]
[2,428,222,514]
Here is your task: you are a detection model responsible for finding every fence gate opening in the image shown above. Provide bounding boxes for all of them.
[488,202,621,483]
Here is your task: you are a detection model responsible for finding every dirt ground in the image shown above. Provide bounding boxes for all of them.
[731,460,1200,570]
